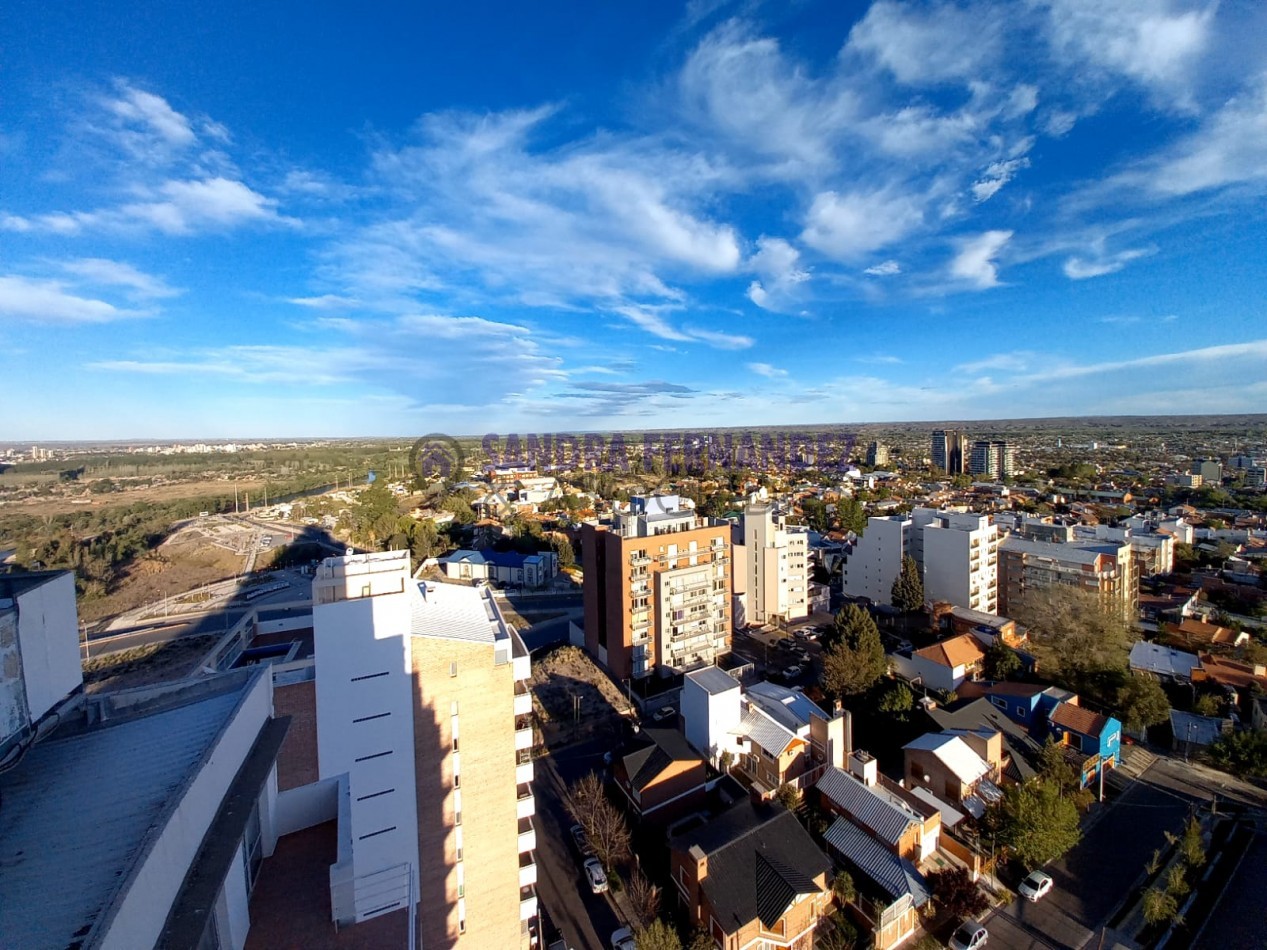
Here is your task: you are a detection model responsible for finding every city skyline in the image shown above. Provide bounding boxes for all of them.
[3,1,1267,439]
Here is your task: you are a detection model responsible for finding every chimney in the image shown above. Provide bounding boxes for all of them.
[849,749,877,787]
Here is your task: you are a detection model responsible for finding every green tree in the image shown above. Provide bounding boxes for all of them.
[801,497,831,533]
[984,640,1022,681]
[1141,887,1179,926]
[636,919,683,950]
[831,870,856,905]
[821,618,888,698]
[816,910,859,950]
[835,497,868,536]
[551,534,576,571]
[1192,692,1222,717]
[988,778,1082,870]
[775,783,801,812]
[878,682,914,716]
[890,555,925,613]
[1116,674,1172,733]
[1208,730,1267,777]
[826,604,878,651]
[927,866,989,919]
[1180,815,1206,867]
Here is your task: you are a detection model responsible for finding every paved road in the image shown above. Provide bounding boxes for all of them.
[984,750,1255,950]
[533,737,626,950]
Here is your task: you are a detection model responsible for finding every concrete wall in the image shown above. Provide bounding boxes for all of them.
[276,776,341,837]
[99,670,272,950]
[681,675,741,765]
[16,572,82,724]
[313,579,421,924]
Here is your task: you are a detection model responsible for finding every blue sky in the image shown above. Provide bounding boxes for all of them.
[2,0,1266,439]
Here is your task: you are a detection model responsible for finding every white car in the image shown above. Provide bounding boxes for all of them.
[583,857,609,894]
[1018,870,1054,902]
[611,927,636,950]
[949,920,988,950]
[782,664,803,680]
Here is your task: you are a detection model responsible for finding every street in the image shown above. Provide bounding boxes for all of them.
[532,736,625,950]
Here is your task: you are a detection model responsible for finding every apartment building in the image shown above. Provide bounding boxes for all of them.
[1072,523,1175,578]
[311,551,535,949]
[841,515,912,605]
[969,440,1015,479]
[866,441,889,467]
[1191,459,1223,484]
[842,508,998,613]
[582,495,732,680]
[733,502,809,626]
[912,507,999,614]
[930,429,967,474]
[998,535,1138,616]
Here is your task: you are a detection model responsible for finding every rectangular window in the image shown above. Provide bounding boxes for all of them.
[354,750,393,763]
[356,788,395,802]
[350,670,389,683]
[450,661,458,677]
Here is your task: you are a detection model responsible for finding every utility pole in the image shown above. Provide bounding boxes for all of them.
[234,481,239,514]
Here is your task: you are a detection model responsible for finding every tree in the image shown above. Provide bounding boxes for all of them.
[775,783,801,812]
[1193,692,1222,717]
[1208,730,1267,778]
[1141,887,1179,926]
[627,869,661,929]
[826,604,879,652]
[928,866,990,919]
[718,749,734,774]
[890,556,925,613]
[1114,673,1171,733]
[636,919,682,950]
[878,682,914,716]
[815,910,859,950]
[566,772,631,868]
[984,640,1022,681]
[1180,815,1206,867]
[551,534,576,571]
[1011,586,1136,681]
[685,928,714,950]
[835,497,868,536]
[831,870,856,905]
[821,625,888,699]
[988,778,1082,869]
[801,497,831,533]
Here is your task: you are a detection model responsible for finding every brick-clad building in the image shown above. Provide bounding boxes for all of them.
[582,495,732,680]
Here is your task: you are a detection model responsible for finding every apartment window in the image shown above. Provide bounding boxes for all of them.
[450,661,458,677]
[451,700,460,714]
[458,898,467,934]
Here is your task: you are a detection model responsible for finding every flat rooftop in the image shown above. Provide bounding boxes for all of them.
[410,580,511,645]
[0,669,259,949]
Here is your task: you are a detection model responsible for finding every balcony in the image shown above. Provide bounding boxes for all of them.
[520,885,538,921]
[519,851,538,889]
[517,817,536,854]
[516,758,535,785]
[517,783,536,820]
[514,688,533,718]
[515,717,535,751]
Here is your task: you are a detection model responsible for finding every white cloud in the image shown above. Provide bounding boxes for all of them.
[747,362,788,378]
[1148,76,1267,195]
[971,157,1030,202]
[687,326,754,350]
[1039,0,1214,107]
[846,1,1002,85]
[120,177,285,235]
[288,294,362,310]
[0,275,148,324]
[59,258,181,299]
[1063,245,1154,279]
[954,351,1037,374]
[864,260,902,276]
[98,79,196,163]
[854,353,904,364]
[949,230,1013,287]
[801,188,925,260]
[746,236,810,311]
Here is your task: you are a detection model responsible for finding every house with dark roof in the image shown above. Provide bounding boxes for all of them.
[439,547,557,587]
[822,817,930,950]
[1047,701,1121,786]
[955,680,1074,732]
[670,801,832,950]
[816,752,941,863]
[612,726,710,824]
[927,696,1042,784]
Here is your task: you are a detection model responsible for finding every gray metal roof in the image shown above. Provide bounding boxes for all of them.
[816,767,916,846]
[746,681,826,731]
[0,683,248,949]
[686,665,741,696]
[410,581,507,644]
[739,708,797,757]
[823,817,930,906]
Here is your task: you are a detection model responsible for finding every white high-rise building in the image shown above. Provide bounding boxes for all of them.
[911,508,999,614]
[735,503,810,625]
[841,516,913,605]
[841,508,999,613]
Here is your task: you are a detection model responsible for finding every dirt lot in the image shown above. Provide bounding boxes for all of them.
[0,477,266,518]
[530,645,630,746]
[82,634,220,693]
[78,537,246,624]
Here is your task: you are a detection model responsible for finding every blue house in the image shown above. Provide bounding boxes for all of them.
[975,682,1074,730]
[1046,702,1121,787]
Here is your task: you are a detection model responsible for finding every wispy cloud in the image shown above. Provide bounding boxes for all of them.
[747,362,788,378]
[0,275,150,324]
[864,260,902,276]
[59,258,181,299]
[1063,245,1155,279]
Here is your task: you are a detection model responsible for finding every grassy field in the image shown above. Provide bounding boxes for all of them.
[82,634,220,693]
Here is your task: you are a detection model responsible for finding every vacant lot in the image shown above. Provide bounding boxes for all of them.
[83,634,220,693]
[531,645,629,746]
[0,477,266,518]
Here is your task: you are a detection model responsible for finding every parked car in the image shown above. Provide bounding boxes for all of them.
[583,857,609,894]
[775,638,797,651]
[569,824,593,856]
[949,920,988,950]
[1019,870,1054,902]
[651,705,676,723]
[611,927,636,950]
[782,665,803,680]
[795,628,821,641]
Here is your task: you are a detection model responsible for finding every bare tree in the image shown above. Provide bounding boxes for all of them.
[627,868,662,929]
[566,771,631,869]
